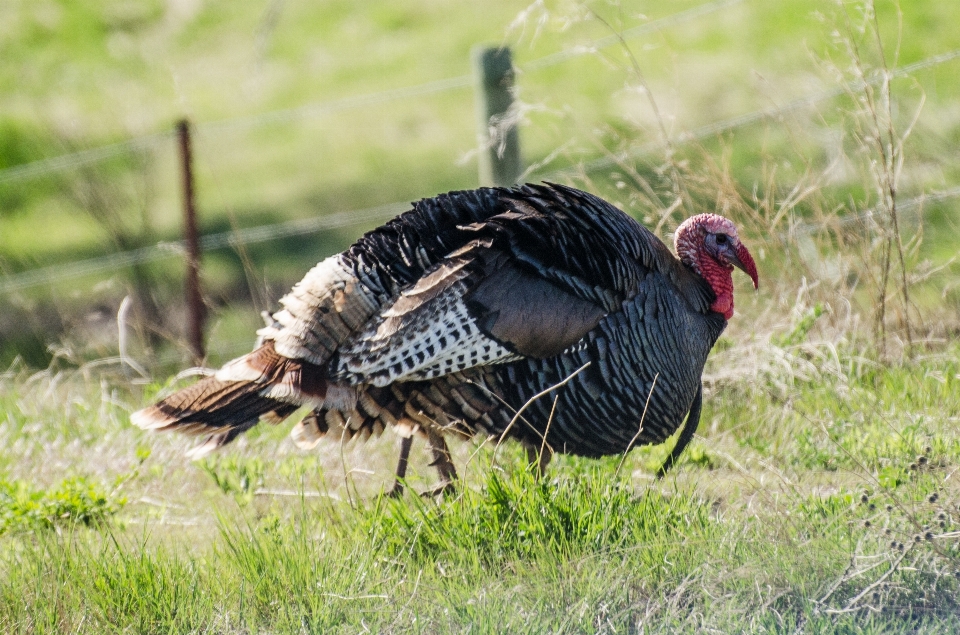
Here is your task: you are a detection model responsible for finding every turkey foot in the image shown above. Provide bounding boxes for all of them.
[420,481,458,498]
[525,443,553,480]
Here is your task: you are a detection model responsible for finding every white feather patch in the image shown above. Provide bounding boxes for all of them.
[393,416,420,438]
[338,295,517,386]
[185,432,235,460]
[258,255,381,365]
[214,354,265,383]
[290,419,324,450]
[259,383,322,408]
[323,383,358,411]
[130,407,174,431]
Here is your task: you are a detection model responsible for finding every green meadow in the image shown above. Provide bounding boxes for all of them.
[2,0,960,632]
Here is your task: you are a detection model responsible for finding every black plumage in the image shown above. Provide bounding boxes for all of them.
[133,183,755,488]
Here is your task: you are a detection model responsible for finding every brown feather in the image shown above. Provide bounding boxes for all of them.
[376,258,473,337]
[132,341,329,454]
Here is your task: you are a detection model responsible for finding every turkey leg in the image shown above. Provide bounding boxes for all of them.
[655,382,703,478]
[525,443,553,480]
[423,429,458,496]
[387,435,413,497]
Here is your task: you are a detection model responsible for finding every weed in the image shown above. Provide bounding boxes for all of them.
[199,455,266,506]
[0,476,125,535]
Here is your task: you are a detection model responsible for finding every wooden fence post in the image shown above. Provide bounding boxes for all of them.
[176,118,206,364]
[472,46,522,187]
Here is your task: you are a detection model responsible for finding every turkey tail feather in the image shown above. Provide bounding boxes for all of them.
[131,341,330,458]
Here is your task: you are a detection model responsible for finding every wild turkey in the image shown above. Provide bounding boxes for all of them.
[133,183,758,493]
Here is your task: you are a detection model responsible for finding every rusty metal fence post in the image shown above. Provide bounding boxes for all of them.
[176,119,206,364]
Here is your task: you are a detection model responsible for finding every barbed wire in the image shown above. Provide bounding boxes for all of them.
[537,48,960,181]
[791,185,960,235]
[0,202,407,294]
[198,76,474,135]
[3,183,958,297]
[0,0,741,186]
[0,133,171,186]
[1,12,959,295]
[523,0,744,71]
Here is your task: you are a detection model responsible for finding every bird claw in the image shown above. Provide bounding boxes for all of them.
[386,481,456,499]
[420,481,457,498]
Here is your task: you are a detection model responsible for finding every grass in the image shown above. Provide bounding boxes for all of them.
[3,0,960,631]
[0,476,125,535]
[4,0,960,366]
[2,338,960,632]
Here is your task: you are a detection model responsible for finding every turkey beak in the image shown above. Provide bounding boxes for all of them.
[729,242,759,290]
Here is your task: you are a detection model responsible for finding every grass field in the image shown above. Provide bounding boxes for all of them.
[2,338,960,632]
[3,0,960,632]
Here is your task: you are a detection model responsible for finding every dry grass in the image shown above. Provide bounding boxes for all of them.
[3,0,960,632]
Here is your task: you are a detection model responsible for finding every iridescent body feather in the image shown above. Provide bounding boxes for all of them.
[133,183,758,484]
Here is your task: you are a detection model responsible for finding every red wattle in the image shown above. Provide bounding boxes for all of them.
[699,256,735,320]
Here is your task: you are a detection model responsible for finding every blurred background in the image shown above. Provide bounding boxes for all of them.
[1,0,958,371]
[4,5,960,628]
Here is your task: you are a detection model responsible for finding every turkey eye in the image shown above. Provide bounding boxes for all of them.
[715,233,728,245]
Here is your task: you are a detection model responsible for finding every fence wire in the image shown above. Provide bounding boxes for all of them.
[538,47,960,181]
[0,0,742,186]
[0,202,407,294]
[3,182,958,296]
[2,9,959,296]
[0,133,172,186]
[523,0,744,71]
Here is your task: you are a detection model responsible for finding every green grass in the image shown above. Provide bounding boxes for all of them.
[2,340,960,632]
[4,0,960,631]
[4,0,960,366]
[0,476,126,535]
